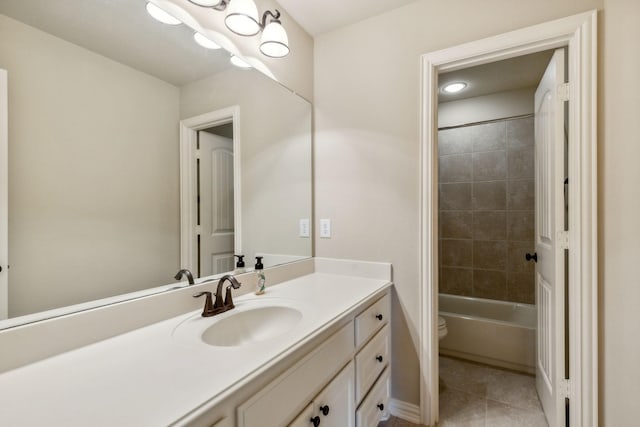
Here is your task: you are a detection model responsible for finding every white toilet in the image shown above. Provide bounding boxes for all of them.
[438,316,448,340]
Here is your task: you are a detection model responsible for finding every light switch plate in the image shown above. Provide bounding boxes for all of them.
[319,218,331,238]
[299,219,310,238]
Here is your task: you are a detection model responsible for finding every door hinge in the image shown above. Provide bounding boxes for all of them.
[558,230,569,249]
[559,378,571,398]
[558,83,570,102]
[195,225,202,234]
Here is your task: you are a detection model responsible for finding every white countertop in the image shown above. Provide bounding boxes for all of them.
[0,272,390,426]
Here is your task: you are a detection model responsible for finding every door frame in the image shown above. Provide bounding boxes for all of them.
[418,10,597,426]
[0,70,8,319]
[179,106,241,275]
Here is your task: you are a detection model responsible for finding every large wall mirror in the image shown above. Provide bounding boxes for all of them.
[0,0,312,328]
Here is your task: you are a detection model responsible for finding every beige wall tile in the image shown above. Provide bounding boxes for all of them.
[507,148,534,179]
[473,121,507,152]
[473,240,507,270]
[507,212,535,241]
[506,117,535,150]
[440,183,473,210]
[439,127,473,155]
[507,272,535,304]
[441,211,474,239]
[441,239,473,267]
[473,181,507,210]
[440,267,473,296]
[473,151,507,181]
[473,270,507,300]
[473,211,507,240]
[507,179,535,210]
[440,154,473,183]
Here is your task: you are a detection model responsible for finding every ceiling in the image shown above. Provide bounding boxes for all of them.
[439,50,555,102]
[276,0,417,37]
[0,0,232,87]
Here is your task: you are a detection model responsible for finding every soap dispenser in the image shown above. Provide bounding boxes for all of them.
[234,255,246,274]
[254,256,266,295]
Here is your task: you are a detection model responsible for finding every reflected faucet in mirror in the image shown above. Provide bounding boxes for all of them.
[174,269,195,286]
[193,275,242,317]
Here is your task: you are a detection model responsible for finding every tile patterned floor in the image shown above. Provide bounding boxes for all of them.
[377,356,548,427]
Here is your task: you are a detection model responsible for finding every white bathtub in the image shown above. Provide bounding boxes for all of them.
[439,293,536,374]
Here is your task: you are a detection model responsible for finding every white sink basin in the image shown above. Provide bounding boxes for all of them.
[173,298,304,348]
[201,305,302,347]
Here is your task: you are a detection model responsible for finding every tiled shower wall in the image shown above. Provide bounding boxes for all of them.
[438,116,535,304]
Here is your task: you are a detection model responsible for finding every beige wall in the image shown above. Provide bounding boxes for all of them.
[313,0,604,412]
[180,68,313,268]
[599,0,640,423]
[438,87,535,128]
[0,15,181,316]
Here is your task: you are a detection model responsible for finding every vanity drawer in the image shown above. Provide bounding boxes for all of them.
[237,322,354,427]
[356,367,390,427]
[355,294,390,348]
[355,324,389,404]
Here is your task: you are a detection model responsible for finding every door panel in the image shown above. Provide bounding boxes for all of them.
[534,48,566,427]
[199,131,234,276]
[314,362,355,427]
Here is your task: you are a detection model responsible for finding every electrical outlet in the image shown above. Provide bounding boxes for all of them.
[320,218,331,238]
[299,218,310,237]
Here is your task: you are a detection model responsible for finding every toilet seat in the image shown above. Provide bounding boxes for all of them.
[438,316,448,340]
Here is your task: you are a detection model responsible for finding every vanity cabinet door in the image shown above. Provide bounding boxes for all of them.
[289,403,316,427]
[313,361,355,427]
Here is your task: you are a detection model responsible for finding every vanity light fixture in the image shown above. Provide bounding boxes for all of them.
[188,0,226,8]
[443,82,467,93]
[194,32,221,49]
[188,0,290,58]
[145,2,182,25]
[230,54,252,69]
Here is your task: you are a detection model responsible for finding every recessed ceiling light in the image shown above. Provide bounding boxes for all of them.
[443,82,467,93]
[194,32,221,50]
[146,2,182,25]
[230,55,252,69]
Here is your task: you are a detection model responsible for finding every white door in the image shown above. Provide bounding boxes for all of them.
[0,70,8,319]
[534,49,566,427]
[198,130,235,276]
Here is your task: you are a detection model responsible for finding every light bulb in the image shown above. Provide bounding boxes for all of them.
[194,32,221,50]
[145,2,182,25]
[260,21,289,58]
[443,82,467,93]
[230,55,252,69]
[188,0,224,7]
[225,0,260,36]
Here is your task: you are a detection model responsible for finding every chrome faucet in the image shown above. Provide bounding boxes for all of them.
[174,269,195,286]
[193,274,242,317]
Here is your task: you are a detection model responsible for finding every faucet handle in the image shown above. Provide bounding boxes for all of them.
[193,291,215,317]
[224,286,236,309]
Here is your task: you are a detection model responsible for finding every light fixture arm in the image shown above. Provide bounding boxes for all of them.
[188,0,229,12]
[260,9,281,28]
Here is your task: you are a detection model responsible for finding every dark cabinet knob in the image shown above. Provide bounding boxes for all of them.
[525,252,538,263]
[377,403,385,411]
[320,405,330,416]
[376,355,383,363]
[376,314,383,321]
[310,416,320,427]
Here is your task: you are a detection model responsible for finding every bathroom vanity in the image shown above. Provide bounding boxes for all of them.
[0,258,392,427]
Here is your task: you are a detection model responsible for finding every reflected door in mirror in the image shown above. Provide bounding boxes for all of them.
[199,128,235,276]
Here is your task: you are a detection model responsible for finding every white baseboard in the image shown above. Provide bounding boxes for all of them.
[389,398,421,424]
